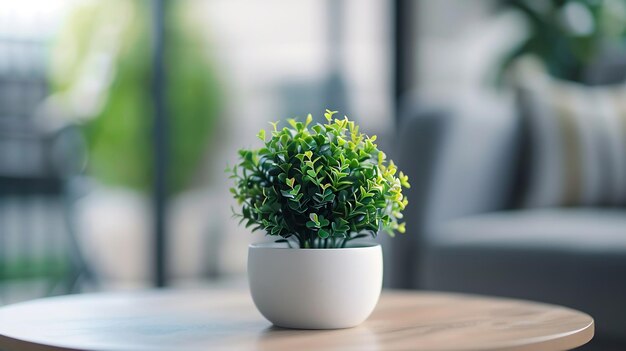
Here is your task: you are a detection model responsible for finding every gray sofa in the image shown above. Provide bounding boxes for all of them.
[392,96,626,349]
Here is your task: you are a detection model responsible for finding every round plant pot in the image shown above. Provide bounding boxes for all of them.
[247,242,382,329]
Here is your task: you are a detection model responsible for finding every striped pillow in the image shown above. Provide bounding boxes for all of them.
[515,59,626,207]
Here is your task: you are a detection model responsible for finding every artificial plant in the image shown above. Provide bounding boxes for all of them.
[500,0,626,84]
[51,0,221,193]
[229,110,410,249]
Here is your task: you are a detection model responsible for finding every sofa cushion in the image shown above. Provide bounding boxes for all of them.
[515,58,626,207]
[422,208,626,339]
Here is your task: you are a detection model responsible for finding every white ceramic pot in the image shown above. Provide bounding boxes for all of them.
[247,242,383,329]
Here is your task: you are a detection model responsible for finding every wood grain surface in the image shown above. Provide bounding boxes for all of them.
[0,289,593,351]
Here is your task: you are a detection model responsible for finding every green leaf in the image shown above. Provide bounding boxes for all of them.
[332,230,346,238]
[324,109,338,122]
[257,129,266,141]
[397,222,406,233]
[399,171,411,188]
[318,229,330,239]
[317,215,330,227]
[280,190,295,199]
[277,173,287,183]
[312,125,323,134]
[269,121,279,132]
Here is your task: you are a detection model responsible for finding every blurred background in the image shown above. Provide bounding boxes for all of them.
[0,0,625,350]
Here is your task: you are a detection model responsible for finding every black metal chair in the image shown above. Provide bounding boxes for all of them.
[0,35,94,304]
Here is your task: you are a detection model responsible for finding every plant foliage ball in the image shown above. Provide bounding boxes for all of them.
[229,110,410,249]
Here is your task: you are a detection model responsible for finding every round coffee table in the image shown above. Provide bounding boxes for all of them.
[0,289,593,351]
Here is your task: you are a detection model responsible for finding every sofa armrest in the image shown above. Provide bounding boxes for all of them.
[385,101,452,288]
[421,95,520,239]
[387,94,520,288]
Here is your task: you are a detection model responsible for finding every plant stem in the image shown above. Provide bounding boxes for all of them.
[341,237,349,248]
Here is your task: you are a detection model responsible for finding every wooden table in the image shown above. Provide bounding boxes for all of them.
[0,289,593,351]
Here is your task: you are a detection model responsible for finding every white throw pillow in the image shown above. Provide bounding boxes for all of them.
[515,58,626,207]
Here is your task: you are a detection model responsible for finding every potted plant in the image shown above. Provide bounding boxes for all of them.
[499,0,626,85]
[228,110,409,329]
[51,0,222,193]
[48,0,223,284]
